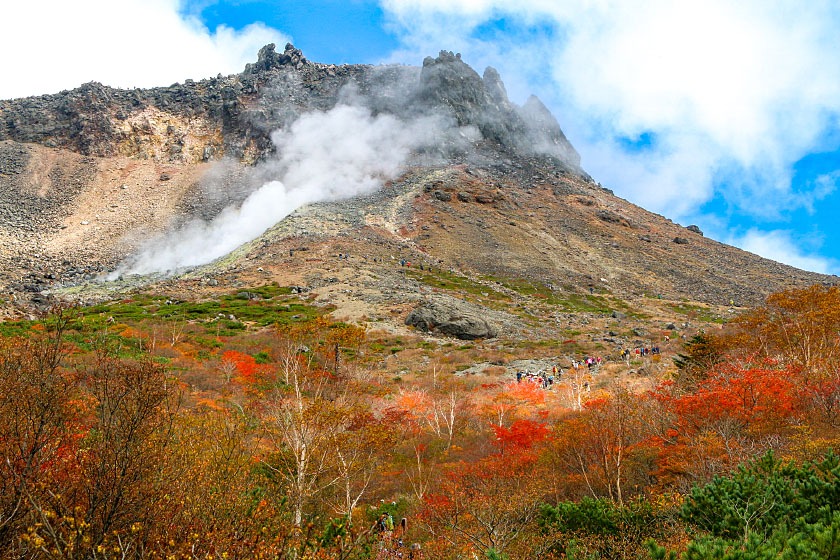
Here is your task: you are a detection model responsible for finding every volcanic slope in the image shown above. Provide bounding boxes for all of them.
[0,44,834,329]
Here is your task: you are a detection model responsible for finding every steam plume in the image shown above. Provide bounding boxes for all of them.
[111,104,442,277]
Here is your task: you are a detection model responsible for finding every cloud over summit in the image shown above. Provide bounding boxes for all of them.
[382,0,840,273]
[1,0,289,99]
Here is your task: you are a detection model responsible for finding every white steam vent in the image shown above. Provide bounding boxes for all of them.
[110,104,443,277]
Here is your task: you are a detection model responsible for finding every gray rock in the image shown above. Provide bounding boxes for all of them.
[433,190,452,202]
[406,300,498,340]
[0,43,590,181]
[245,43,307,74]
[413,51,580,169]
[597,210,623,224]
[517,94,581,168]
[686,224,703,235]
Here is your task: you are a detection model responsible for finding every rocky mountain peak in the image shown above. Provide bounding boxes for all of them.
[417,50,498,120]
[519,95,581,168]
[1,44,582,171]
[482,66,509,106]
[414,50,581,169]
[245,42,308,73]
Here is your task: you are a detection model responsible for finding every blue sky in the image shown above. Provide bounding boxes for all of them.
[185,0,401,63]
[3,0,840,275]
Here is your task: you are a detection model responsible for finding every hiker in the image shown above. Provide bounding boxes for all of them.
[516,371,522,383]
[376,513,389,534]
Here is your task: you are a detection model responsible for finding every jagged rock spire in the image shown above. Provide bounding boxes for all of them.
[245,43,308,73]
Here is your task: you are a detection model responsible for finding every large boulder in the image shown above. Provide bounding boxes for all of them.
[405,300,498,340]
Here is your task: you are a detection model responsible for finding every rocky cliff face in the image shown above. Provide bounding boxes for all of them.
[0,44,581,170]
[414,52,580,168]
[0,44,322,163]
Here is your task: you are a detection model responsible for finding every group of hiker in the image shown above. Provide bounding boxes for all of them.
[516,369,556,388]
[374,512,420,559]
[398,258,436,272]
[513,338,677,390]
[515,356,605,389]
[621,346,661,362]
[571,356,603,370]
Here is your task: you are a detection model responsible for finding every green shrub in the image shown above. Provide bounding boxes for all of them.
[539,497,677,559]
[649,451,840,559]
[681,451,840,540]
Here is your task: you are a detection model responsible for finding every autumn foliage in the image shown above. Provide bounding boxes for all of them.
[1,284,840,559]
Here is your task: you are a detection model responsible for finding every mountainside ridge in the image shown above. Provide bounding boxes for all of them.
[0,44,580,170]
[0,44,835,322]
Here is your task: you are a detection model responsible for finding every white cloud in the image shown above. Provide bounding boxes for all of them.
[579,133,716,217]
[800,171,840,214]
[1,0,289,99]
[732,229,838,275]
[380,0,840,242]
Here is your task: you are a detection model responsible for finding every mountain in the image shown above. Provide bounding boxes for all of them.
[0,43,834,329]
